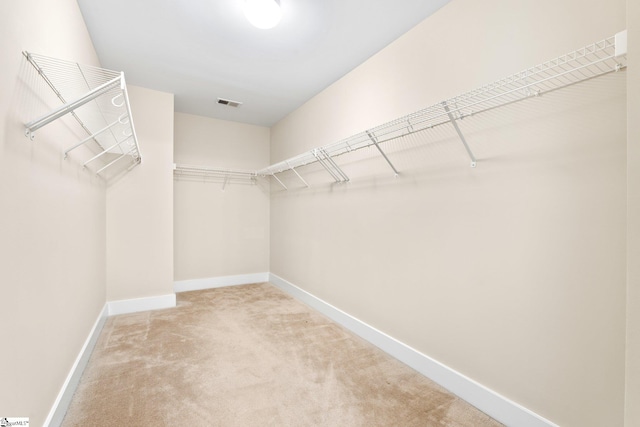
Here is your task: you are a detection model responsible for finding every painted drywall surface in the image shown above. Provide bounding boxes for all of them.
[173,113,270,281]
[0,0,106,424]
[626,1,640,425]
[106,86,174,301]
[269,1,626,426]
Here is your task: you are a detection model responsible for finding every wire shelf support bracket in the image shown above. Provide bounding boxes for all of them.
[441,101,477,168]
[255,30,627,189]
[271,173,288,190]
[313,148,350,183]
[22,52,142,177]
[366,130,400,175]
[286,161,310,188]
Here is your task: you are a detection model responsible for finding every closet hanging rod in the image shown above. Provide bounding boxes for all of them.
[257,30,627,184]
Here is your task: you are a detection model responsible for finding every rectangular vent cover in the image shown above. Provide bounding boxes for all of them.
[217,98,243,108]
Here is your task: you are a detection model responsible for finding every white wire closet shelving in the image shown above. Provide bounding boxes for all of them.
[256,30,628,190]
[173,164,257,189]
[23,52,141,177]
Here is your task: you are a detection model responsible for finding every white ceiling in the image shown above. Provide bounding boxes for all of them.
[77,0,450,127]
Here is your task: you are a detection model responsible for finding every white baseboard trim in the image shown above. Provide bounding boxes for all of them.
[44,304,108,427]
[174,272,270,293]
[107,294,176,316]
[269,273,558,427]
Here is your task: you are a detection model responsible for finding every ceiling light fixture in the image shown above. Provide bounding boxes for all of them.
[243,0,282,30]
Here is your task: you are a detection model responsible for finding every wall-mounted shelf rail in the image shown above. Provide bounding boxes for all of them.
[23,52,141,177]
[173,164,257,189]
[257,30,628,189]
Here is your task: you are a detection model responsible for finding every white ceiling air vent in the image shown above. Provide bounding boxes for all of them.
[217,98,243,108]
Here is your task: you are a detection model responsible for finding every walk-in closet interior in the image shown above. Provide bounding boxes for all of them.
[1,0,639,426]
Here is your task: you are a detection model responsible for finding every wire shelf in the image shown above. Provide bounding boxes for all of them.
[23,52,141,177]
[257,31,628,185]
[173,164,258,189]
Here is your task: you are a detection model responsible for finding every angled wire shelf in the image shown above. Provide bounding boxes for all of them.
[23,52,141,177]
[258,30,628,189]
[173,164,258,189]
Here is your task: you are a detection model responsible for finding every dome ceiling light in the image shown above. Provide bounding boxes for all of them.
[243,0,282,29]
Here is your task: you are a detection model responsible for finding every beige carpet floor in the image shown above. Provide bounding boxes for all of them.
[62,283,503,426]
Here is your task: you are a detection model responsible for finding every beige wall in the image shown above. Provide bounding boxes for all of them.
[106,86,174,301]
[270,1,627,426]
[0,0,633,425]
[0,0,106,425]
[626,0,640,425]
[174,113,270,281]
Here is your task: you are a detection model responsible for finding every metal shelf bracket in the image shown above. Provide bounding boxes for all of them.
[286,161,310,188]
[271,173,288,190]
[312,148,349,183]
[441,101,477,168]
[366,131,400,176]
